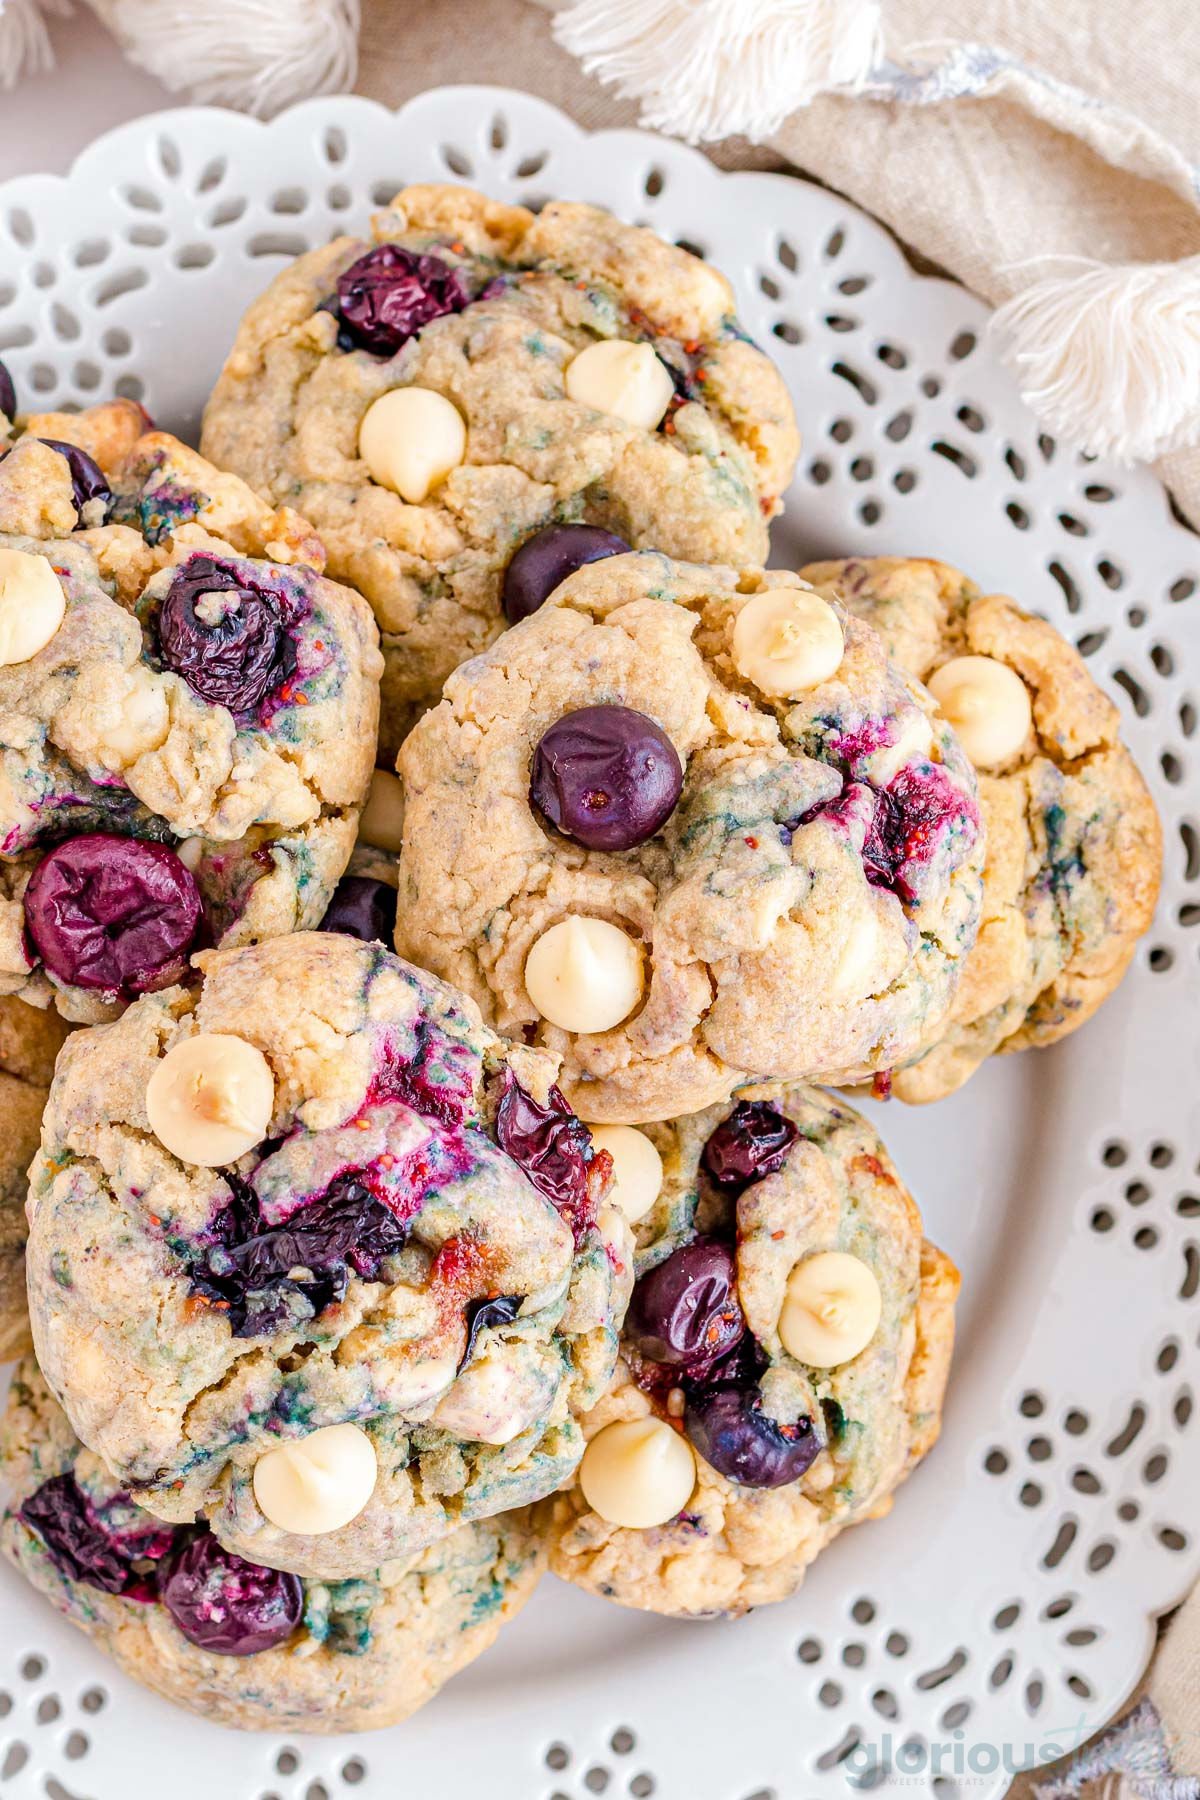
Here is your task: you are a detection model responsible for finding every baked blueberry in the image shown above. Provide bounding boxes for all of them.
[0,359,15,422]
[625,1237,744,1371]
[317,874,396,944]
[157,553,299,715]
[23,833,202,997]
[335,244,472,355]
[502,524,630,625]
[684,1381,822,1488]
[530,704,683,851]
[158,1533,303,1656]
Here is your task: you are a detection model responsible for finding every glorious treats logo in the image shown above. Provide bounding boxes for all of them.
[841,1717,1098,1786]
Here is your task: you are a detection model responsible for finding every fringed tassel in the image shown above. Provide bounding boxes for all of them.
[994,255,1200,464]
[552,0,884,144]
[86,0,360,118]
[0,0,70,91]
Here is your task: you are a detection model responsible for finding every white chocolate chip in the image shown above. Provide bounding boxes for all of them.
[831,908,880,998]
[0,548,66,666]
[433,1355,554,1446]
[928,654,1033,768]
[732,588,845,697]
[587,1124,663,1223]
[564,339,675,430]
[358,768,406,854]
[146,1033,275,1167]
[524,915,644,1034]
[252,1422,377,1536]
[358,387,467,504]
[778,1251,882,1369]
[579,1417,696,1529]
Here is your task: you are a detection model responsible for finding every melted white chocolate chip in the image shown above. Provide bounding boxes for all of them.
[587,1124,663,1223]
[433,1356,553,1446]
[0,547,66,666]
[732,588,845,697]
[253,1423,377,1536]
[579,1417,696,1528]
[146,1033,275,1167]
[358,767,406,854]
[779,1250,882,1368]
[928,654,1032,768]
[524,915,644,1034]
[564,339,675,430]
[358,387,467,504]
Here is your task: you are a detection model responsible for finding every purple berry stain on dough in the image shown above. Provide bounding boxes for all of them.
[798,763,980,906]
[23,833,202,996]
[335,245,472,355]
[158,1532,302,1655]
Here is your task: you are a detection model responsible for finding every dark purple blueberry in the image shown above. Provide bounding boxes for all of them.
[626,1237,744,1371]
[38,438,112,517]
[701,1101,798,1192]
[157,553,298,715]
[0,358,14,421]
[193,1174,412,1338]
[501,524,630,624]
[494,1069,597,1241]
[684,1383,823,1488]
[24,833,202,997]
[19,1472,175,1602]
[317,875,396,944]
[159,1533,302,1656]
[530,705,683,851]
[335,245,471,356]
[461,1293,523,1368]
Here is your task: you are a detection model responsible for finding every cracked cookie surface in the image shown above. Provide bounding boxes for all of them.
[26,932,631,1578]
[803,557,1162,1102]
[0,402,383,1021]
[537,1085,959,1616]
[201,184,799,753]
[1,1359,543,1732]
[396,552,984,1123]
[0,996,70,1358]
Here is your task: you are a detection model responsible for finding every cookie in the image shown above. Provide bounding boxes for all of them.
[0,400,383,1021]
[25,932,632,1578]
[1,1359,542,1732]
[0,996,69,1358]
[803,557,1162,1101]
[395,551,985,1124]
[537,1086,959,1617]
[200,183,800,753]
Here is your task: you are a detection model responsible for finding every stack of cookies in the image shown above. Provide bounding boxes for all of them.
[0,183,1162,1733]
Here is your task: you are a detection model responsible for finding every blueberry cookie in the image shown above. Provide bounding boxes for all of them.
[0,397,383,1021]
[803,557,1162,1102]
[200,184,799,753]
[0,996,69,1358]
[26,932,631,1578]
[396,552,985,1123]
[1,1359,542,1732]
[537,1087,959,1616]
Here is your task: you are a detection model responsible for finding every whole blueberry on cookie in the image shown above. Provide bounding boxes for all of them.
[1,1361,544,1731]
[0,360,15,427]
[396,552,985,1122]
[802,556,1163,1101]
[537,1086,960,1618]
[25,933,631,1579]
[201,183,799,753]
[0,400,383,1022]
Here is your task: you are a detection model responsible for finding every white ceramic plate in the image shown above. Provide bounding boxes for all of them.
[0,85,1197,1800]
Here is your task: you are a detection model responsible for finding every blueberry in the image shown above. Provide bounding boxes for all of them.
[501,524,630,624]
[701,1101,798,1192]
[626,1237,745,1371]
[158,1532,303,1656]
[684,1382,823,1488]
[461,1293,523,1368]
[23,833,202,997]
[335,245,472,356]
[157,553,297,715]
[37,438,112,517]
[192,1174,413,1339]
[494,1068,598,1241]
[0,358,15,421]
[317,875,396,944]
[530,705,683,851]
[19,1472,174,1602]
